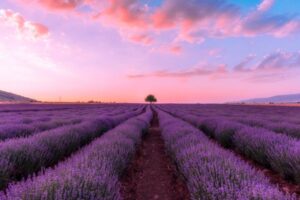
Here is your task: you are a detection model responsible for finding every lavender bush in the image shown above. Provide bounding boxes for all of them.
[0,119,83,141]
[233,117,300,139]
[156,109,296,200]
[234,127,300,183]
[161,104,300,139]
[0,106,143,189]
[180,115,300,183]
[160,104,300,184]
[0,107,152,200]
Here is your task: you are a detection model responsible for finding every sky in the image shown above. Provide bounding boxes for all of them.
[0,0,300,103]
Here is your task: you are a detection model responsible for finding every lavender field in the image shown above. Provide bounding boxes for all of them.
[0,103,299,200]
[157,105,300,199]
[2,0,300,199]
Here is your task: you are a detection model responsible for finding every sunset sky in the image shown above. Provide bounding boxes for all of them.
[1,0,300,103]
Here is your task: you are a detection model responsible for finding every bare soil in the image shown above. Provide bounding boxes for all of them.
[120,110,190,200]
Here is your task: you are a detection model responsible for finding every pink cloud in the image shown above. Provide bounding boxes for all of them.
[152,0,237,29]
[96,0,149,29]
[128,33,153,45]
[90,0,152,45]
[129,50,300,81]
[208,48,221,57]
[234,55,256,72]
[24,0,149,28]
[151,0,300,43]
[13,0,300,44]
[23,21,49,38]
[168,45,182,54]
[239,11,300,37]
[128,63,227,78]
[257,0,275,12]
[0,9,49,39]
[257,51,300,70]
[273,21,300,37]
[150,44,183,55]
[20,0,84,10]
[41,0,83,10]
[152,0,240,42]
[234,51,300,74]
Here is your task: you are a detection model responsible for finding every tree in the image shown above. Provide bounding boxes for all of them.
[145,94,157,103]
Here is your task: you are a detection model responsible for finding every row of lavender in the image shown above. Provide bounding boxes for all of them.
[156,109,296,199]
[0,103,124,112]
[179,104,300,139]
[0,104,139,141]
[0,104,135,126]
[0,104,144,189]
[0,107,152,199]
[159,104,300,184]
[183,104,300,125]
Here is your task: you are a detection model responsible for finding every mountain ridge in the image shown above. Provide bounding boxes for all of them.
[240,93,300,104]
[0,90,36,103]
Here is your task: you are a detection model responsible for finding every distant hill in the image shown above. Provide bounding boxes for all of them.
[0,90,36,103]
[241,93,300,104]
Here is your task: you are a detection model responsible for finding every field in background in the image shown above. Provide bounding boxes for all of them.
[0,103,299,199]
[230,103,300,107]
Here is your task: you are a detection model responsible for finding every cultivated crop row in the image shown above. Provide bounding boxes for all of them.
[185,109,300,139]
[0,104,137,125]
[171,104,300,139]
[0,118,82,140]
[0,104,142,141]
[231,117,300,139]
[0,107,152,200]
[159,105,300,184]
[0,103,126,113]
[156,109,295,200]
[0,106,144,189]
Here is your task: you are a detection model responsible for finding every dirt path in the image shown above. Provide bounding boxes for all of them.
[120,110,190,200]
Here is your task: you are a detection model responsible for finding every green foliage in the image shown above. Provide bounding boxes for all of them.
[145,95,157,103]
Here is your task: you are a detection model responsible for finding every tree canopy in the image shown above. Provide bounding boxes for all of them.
[145,94,157,103]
